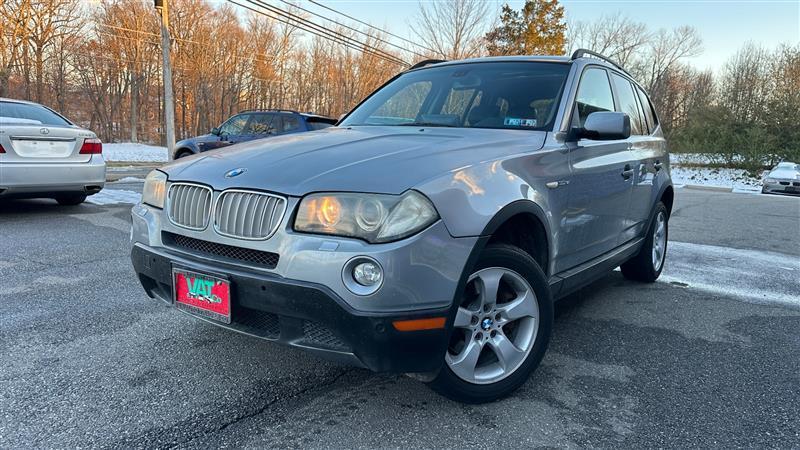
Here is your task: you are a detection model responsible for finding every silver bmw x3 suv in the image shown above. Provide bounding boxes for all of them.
[131,50,673,403]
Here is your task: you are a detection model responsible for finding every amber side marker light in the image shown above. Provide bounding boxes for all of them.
[392,317,446,332]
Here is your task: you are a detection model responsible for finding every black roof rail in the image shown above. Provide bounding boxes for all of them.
[239,108,300,115]
[570,49,630,76]
[408,59,447,70]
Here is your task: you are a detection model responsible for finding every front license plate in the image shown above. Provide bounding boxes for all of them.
[173,269,231,324]
[786,186,799,193]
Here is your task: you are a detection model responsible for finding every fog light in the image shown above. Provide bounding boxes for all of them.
[353,261,382,286]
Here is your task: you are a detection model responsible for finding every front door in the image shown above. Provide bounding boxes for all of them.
[560,67,635,270]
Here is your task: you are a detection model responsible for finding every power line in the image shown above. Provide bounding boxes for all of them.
[246,0,407,66]
[272,0,427,59]
[230,0,408,67]
[307,0,436,55]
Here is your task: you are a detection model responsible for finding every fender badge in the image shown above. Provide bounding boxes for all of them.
[225,168,247,178]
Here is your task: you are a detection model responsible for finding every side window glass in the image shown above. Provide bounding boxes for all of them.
[574,68,615,127]
[282,115,301,132]
[245,114,274,134]
[636,86,657,133]
[610,73,644,135]
[219,114,248,136]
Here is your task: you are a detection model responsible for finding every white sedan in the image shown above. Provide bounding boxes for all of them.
[0,98,105,205]
[762,162,800,196]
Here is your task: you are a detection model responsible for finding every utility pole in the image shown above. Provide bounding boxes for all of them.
[155,0,176,159]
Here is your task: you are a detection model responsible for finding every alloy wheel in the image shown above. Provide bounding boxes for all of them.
[652,211,667,272]
[445,267,539,385]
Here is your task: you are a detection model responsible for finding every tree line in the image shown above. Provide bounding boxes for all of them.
[1,0,797,170]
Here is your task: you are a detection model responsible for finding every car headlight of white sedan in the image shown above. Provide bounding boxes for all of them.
[142,170,167,208]
[294,190,438,243]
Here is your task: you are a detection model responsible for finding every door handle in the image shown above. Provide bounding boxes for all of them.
[621,164,634,179]
[546,180,570,189]
[653,161,663,171]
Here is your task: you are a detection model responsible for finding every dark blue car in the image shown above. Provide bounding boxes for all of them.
[173,109,337,159]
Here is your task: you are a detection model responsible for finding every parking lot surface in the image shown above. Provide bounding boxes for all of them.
[1,188,798,448]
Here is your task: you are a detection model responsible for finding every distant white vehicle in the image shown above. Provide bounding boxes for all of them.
[0,98,105,205]
[762,162,800,196]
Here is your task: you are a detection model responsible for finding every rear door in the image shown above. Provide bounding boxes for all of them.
[610,73,665,242]
[0,101,91,164]
[277,114,302,135]
[608,72,651,244]
[562,67,634,268]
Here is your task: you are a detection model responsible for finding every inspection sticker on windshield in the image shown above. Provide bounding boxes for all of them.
[504,117,537,127]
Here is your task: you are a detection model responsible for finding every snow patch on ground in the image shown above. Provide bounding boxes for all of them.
[662,241,800,308]
[670,166,762,192]
[87,189,142,205]
[112,177,145,183]
[103,143,168,162]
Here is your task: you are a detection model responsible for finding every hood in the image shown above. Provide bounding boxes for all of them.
[768,168,800,180]
[163,126,547,196]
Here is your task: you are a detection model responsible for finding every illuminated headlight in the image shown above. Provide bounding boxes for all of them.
[142,170,167,208]
[294,191,438,243]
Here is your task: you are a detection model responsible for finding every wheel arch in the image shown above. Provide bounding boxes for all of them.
[478,200,553,278]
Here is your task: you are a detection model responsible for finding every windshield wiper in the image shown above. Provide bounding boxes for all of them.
[397,122,457,128]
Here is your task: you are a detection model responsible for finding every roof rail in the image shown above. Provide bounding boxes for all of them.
[239,108,299,114]
[408,59,447,70]
[570,49,630,76]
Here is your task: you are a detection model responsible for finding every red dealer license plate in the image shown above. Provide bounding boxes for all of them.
[173,269,231,324]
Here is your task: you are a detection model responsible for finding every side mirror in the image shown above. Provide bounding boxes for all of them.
[573,112,630,141]
[210,127,221,136]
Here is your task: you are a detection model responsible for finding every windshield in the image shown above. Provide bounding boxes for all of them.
[0,101,71,126]
[775,162,798,170]
[341,62,570,131]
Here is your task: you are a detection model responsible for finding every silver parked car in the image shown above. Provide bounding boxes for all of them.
[130,50,673,403]
[762,162,800,195]
[0,98,105,205]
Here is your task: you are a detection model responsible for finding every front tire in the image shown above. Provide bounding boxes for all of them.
[428,244,553,404]
[620,202,668,282]
[55,194,87,206]
[175,149,193,159]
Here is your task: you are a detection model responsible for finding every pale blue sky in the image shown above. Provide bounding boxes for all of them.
[307,0,800,71]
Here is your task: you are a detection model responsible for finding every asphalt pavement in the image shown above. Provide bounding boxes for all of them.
[1,187,798,448]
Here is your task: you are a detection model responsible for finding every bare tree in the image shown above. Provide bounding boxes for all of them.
[567,13,650,67]
[410,0,490,59]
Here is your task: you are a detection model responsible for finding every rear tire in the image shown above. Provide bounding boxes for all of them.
[427,243,553,404]
[620,202,668,282]
[55,194,87,206]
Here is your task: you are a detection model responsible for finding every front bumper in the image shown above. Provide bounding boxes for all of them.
[762,181,800,196]
[0,155,106,197]
[132,243,453,373]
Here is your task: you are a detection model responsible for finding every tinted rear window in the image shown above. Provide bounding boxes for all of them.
[0,101,71,126]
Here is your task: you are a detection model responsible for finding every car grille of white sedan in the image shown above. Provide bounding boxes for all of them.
[167,183,213,230]
[167,184,287,239]
[213,190,287,240]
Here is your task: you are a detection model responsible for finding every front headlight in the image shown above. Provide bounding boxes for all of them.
[763,178,777,184]
[294,191,438,243]
[142,170,167,208]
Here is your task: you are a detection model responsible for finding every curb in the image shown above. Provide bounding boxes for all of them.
[681,185,734,193]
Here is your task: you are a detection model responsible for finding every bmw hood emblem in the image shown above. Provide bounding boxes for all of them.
[225,168,247,178]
